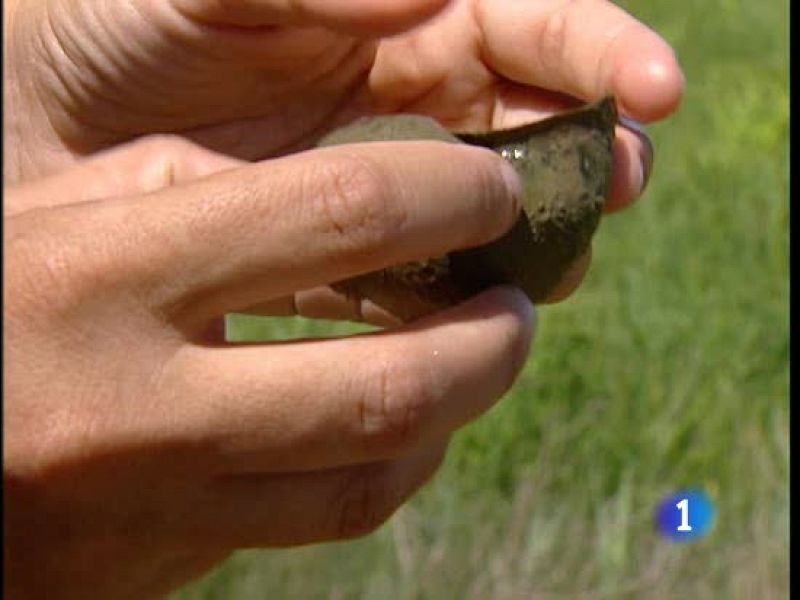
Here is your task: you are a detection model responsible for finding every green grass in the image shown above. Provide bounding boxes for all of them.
[172,1,789,597]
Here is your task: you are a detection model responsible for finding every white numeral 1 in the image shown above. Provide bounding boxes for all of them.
[676,498,693,531]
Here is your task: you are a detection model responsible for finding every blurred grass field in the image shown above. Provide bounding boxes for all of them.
[172,1,789,598]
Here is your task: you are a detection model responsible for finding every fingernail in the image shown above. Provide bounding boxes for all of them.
[499,159,523,209]
[620,116,654,194]
[498,285,536,328]
[638,133,654,193]
[499,286,537,372]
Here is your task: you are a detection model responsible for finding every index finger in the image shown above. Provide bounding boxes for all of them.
[476,0,684,122]
[28,140,521,333]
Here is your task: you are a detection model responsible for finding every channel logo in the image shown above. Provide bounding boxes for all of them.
[655,489,715,541]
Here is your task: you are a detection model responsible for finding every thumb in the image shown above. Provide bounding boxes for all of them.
[5,136,242,216]
[172,0,453,36]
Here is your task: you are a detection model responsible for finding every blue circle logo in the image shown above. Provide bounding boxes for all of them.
[655,489,715,541]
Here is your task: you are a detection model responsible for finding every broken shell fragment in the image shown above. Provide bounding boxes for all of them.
[317,97,618,322]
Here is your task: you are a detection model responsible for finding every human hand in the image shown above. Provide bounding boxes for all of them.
[3,135,534,599]
[4,0,682,217]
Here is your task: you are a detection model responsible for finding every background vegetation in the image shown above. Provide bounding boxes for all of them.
[173,0,789,597]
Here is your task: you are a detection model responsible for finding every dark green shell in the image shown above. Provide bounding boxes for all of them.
[318,97,617,321]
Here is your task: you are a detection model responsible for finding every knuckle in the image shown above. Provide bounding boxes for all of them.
[5,212,123,317]
[307,153,407,257]
[331,464,397,539]
[5,221,79,313]
[355,355,432,456]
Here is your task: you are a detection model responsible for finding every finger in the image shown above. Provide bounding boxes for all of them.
[244,245,592,321]
[5,135,241,216]
[241,246,589,323]
[607,120,653,213]
[197,437,448,547]
[162,286,534,473]
[172,0,453,36]
[476,0,684,122]
[35,140,521,331]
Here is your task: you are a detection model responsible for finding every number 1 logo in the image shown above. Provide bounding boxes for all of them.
[675,498,692,532]
[655,489,715,541]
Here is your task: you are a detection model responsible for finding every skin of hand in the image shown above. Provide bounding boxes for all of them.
[3,0,684,597]
[3,0,682,204]
[4,135,535,599]
[2,0,684,315]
